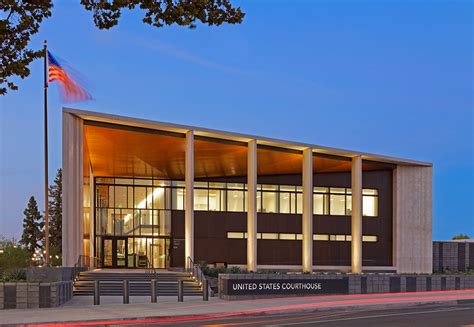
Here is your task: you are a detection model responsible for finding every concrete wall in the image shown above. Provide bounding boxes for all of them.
[218,273,474,300]
[393,166,432,273]
[433,241,474,272]
[62,112,84,267]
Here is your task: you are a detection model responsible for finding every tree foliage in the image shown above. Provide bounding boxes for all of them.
[452,234,470,240]
[0,236,30,277]
[48,168,62,253]
[1,0,245,95]
[20,196,44,256]
[0,0,53,95]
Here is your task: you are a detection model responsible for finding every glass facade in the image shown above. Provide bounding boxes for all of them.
[95,178,172,268]
[94,177,380,267]
[226,232,378,242]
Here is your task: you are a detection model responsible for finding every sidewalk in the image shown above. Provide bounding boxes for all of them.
[1,290,473,326]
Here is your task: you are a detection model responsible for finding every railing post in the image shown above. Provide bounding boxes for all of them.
[202,279,208,301]
[178,280,183,302]
[151,279,157,303]
[123,280,129,304]
[94,280,100,305]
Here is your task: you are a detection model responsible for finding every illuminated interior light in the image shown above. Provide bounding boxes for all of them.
[124,187,164,223]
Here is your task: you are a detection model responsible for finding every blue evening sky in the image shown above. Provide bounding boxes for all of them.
[0,1,472,240]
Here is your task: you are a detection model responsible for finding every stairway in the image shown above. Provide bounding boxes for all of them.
[73,270,203,296]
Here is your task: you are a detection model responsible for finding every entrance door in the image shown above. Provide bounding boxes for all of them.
[102,237,128,268]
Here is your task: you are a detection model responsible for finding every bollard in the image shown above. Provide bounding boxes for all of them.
[94,280,100,305]
[151,279,157,303]
[123,280,129,304]
[178,279,183,302]
[202,279,208,301]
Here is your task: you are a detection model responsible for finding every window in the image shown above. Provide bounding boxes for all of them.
[314,234,329,241]
[261,233,279,240]
[279,192,291,213]
[209,189,224,211]
[279,233,296,240]
[296,193,303,214]
[262,185,278,213]
[227,232,245,239]
[108,186,115,208]
[314,194,327,215]
[363,235,378,242]
[134,187,147,209]
[194,189,208,211]
[363,195,378,217]
[97,178,379,218]
[335,235,346,241]
[330,191,346,215]
[115,186,127,209]
[227,190,244,212]
[345,194,352,215]
[152,187,166,210]
[172,188,184,210]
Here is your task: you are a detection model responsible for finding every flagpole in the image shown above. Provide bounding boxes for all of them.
[43,40,50,266]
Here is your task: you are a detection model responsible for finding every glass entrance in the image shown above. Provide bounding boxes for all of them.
[102,237,128,268]
[127,237,170,269]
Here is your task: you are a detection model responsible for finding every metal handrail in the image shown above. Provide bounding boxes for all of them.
[186,256,212,296]
[74,255,102,280]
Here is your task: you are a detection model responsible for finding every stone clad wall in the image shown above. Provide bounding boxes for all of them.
[218,273,474,300]
[0,281,73,309]
[393,166,432,274]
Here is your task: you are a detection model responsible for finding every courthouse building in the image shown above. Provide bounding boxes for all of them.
[62,108,433,274]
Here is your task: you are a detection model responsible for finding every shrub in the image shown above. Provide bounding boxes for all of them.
[199,262,245,277]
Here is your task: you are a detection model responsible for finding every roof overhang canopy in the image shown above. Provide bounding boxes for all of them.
[73,108,431,179]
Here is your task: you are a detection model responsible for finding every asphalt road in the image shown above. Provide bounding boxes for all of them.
[114,304,474,327]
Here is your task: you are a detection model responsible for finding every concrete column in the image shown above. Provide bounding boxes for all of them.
[89,165,95,267]
[351,155,363,273]
[247,140,257,272]
[62,112,84,267]
[185,130,194,269]
[302,148,313,273]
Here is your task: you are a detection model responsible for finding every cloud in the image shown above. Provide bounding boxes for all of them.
[132,36,256,77]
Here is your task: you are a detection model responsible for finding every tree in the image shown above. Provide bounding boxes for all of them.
[20,196,44,256]
[0,0,53,95]
[48,168,62,254]
[452,234,470,240]
[1,0,245,95]
[0,236,30,277]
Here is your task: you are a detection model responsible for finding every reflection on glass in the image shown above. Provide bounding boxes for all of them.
[134,187,147,209]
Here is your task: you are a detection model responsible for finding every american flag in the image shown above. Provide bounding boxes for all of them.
[47,51,92,102]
